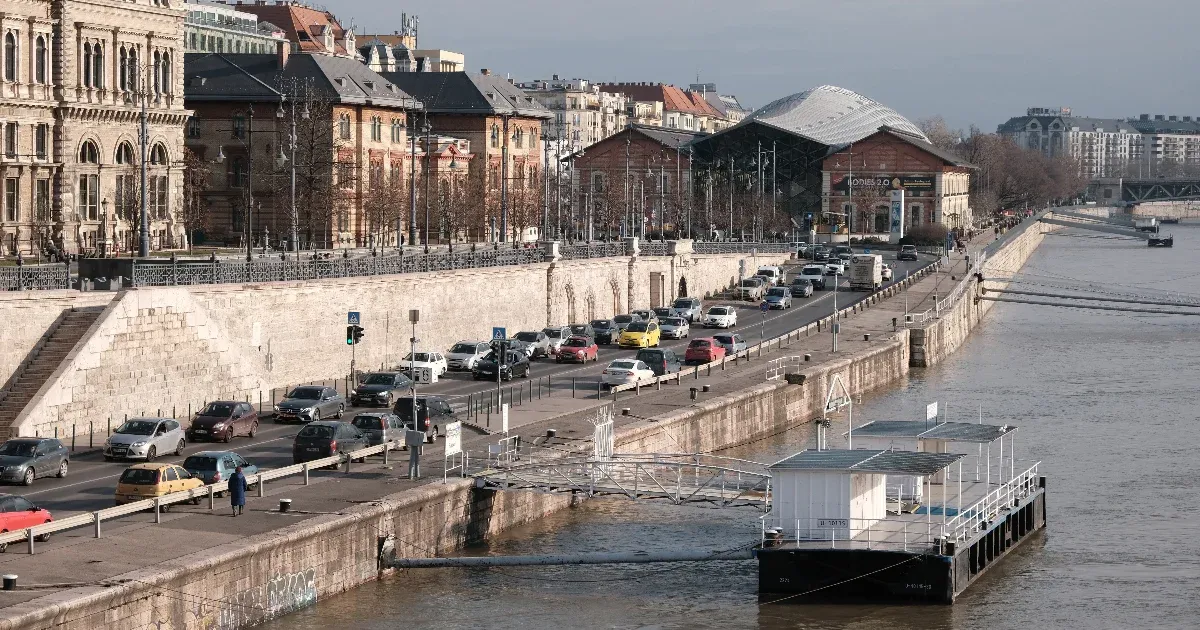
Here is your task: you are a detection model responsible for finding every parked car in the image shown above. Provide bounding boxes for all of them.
[881,263,894,281]
[556,336,599,363]
[763,286,793,309]
[833,245,853,259]
[292,421,370,465]
[611,313,642,335]
[659,316,690,339]
[618,320,661,348]
[182,450,258,487]
[446,341,491,371]
[542,326,572,356]
[276,385,345,423]
[350,373,411,408]
[186,401,259,443]
[114,463,204,507]
[513,331,550,358]
[712,333,748,355]
[737,277,765,301]
[684,338,727,364]
[635,348,682,376]
[652,307,674,321]
[671,297,703,322]
[898,244,919,261]
[824,260,846,276]
[394,395,456,443]
[104,418,186,462]
[600,359,656,388]
[799,265,827,290]
[590,319,620,345]
[472,349,531,381]
[569,323,596,341]
[632,309,658,323]
[790,278,814,298]
[0,438,68,486]
[812,247,831,261]
[350,412,406,446]
[704,306,737,328]
[0,495,52,549]
[398,352,449,380]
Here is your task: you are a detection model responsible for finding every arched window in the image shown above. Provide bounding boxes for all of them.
[3,33,15,82]
[115,142,135,165]
[339,114,351,139]
[370,116,381,142]
[152,50,161,94]
[91,43,103,88]
[391,119,402,143]
[160,51,170,94]
[490,124,499,149]
[35,36,46,84]
[119,47,127,90]
[82,42,92,87]
[78,140,99,163]
[514,127,524,149]
[127,49,137,89]
[150,143,167,165]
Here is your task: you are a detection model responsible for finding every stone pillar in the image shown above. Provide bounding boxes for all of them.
[541,240,560,264]
[623,236,639,257]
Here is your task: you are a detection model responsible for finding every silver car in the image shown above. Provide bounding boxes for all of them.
[513,331,550,358]
[275,385,345,424]
[104,418,187,462]
[712,333,749,355]
[659,316,690,339]
[542,326,572,356]
[447,341,490,371]
[671,297,703,322]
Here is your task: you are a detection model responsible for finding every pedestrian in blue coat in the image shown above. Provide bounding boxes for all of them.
[229,466,248,516]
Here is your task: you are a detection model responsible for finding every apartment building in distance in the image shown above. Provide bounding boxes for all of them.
[598,82,727,133]
[997,107,1142,179]
[234,1,359,60]
[1128,114,1200,174]
[359,13,466,73]
[515,76,628,154]
[689,82,750,125]
[182,0,288,54]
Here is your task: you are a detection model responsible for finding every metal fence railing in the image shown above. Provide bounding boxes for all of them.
[558,242,627,261]
[1,264,71,291]
[692,242,792,255]
[639,241,670,257]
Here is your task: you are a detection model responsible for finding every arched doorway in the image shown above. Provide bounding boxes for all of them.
[678,276,688,298]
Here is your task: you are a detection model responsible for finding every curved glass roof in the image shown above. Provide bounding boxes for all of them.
[743,85,928,146]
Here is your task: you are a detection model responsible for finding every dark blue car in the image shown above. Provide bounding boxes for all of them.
[182,450,259,487]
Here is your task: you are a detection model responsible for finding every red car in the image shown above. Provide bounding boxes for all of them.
[555,336,599,363]
[0,494,51,551]
[685,338,726,365]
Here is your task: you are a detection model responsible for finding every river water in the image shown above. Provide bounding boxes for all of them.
[262,224,1200,630]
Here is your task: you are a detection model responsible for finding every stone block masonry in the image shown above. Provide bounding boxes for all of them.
[9,249,783,439]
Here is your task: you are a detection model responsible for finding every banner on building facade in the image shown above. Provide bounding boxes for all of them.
[889,189,905,244]
[831,174,934,193]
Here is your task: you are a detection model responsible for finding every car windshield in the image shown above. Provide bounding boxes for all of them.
[352,416,383,430]
[119,468,159,485]
[200,402,236,416]
[902,245,917,251]
[613,315,633,324]
[450,343,479,354]
[0,442,36,457]
[708,307,730,315]
[626,322,648,333]
[637,351,664,360]
[116,420,158,435]
[592,320,613,328]
[688,339,711,348]
[610,360,637,370]
[714,335,734,344]
[182,456,219,471]
[662,317,684,326]
[792,278,810,285]
[767,287,788,296]
[362,374,394,385]
[570,325,590,334]
[803,267,823,275]
[516,332,540,342]
[288,387,322,400]
[563,338,589,348]
[543,329,564,338]
[672,299,693,308]
[297,425,335,439]
[404,353,432,363]
[740,279,760,287]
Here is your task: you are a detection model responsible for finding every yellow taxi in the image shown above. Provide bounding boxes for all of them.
[617,320,661,348]
[115,463,205,506]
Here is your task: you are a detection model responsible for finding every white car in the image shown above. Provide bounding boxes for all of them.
[104,418,187,461]
[824,261,845,276]
[881,264,894,281]
[704,306,737,328]
[601,359,656,388]
[798,265,827,290]
[399,351,448,379]
[446,341,490,371]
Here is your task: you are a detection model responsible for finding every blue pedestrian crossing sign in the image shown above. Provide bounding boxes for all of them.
[760,301,770,313]
[864,248,872,254]
[492,327,507,340]
[347,311,361,325]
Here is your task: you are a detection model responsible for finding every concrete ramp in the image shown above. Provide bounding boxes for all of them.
[1040,216,1145,239]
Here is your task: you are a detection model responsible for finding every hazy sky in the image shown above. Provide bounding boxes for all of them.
[341,0,1200,131]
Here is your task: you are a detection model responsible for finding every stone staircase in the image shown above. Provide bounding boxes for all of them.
[0,308,103,435]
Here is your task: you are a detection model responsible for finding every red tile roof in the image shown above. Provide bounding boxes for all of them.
[598,83,721,118]
[236,4,353,56]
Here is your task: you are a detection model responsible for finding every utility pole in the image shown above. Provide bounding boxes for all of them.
[409,309,420,401]
[137,79,149,258]
[832,269,839,352]
[624,128,631,238]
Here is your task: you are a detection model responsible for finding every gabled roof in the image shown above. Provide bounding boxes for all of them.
[768,449,966,475]
[862,127,976,169]
[183,52,417,107]
[378,72,550,118]
[598,83,720,118]
[235,4,354,56]
[563,124,704,162]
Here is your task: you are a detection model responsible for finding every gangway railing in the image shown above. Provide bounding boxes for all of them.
[943,461,1040,543]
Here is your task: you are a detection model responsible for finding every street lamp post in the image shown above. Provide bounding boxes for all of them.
[276,91,308,253]
[408,99,419,250]
[135,83,149,258]
[423,117,432,253]
[500,115,510,244]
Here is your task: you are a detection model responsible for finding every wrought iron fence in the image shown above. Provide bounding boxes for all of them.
[692,242,792,255]
[130,247,547,287]
[558,241,627,260]
[639,241,670,256]
[0,264,71,291]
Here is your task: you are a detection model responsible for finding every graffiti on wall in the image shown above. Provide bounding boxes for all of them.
[217,568,318,629]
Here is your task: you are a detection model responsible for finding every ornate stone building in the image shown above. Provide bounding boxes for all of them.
[0,0,188,257]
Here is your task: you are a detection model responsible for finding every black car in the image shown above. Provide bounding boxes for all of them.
[569,323,596,341]
[812,247,830,262]
[898,244,919,261]
[635,348,682,376]
[393,395,456,443]
[0,438,68,486]
[292,421,370,465]
[350,372,413,407]
[472,350,531,381]
[591,319,620,344]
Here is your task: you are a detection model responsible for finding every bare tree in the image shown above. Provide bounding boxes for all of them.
[916,116,960,151]
[178,147,212,251]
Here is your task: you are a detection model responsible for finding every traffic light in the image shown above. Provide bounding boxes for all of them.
[346,325,364,345]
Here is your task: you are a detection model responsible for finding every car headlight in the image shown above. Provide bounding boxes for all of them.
[273,404,280,412]
[303,407,315,414]
[212,423,225,431]
[132,441,148,447]
[104,438,111,446]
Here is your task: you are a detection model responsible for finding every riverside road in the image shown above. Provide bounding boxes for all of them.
[13,255,935,518]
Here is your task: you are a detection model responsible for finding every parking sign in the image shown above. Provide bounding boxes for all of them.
[347,311,361,325]
[492,327,507,340]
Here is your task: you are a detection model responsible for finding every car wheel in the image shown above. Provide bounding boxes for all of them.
[191,496,201,506]
[336,404,345,419]
[146,446,156,462]
[176,440,185,456]
[35,528,50,543]
[57,460,68,479]
[21,468,34,486]
[222,428,232,443]
[248,422,258,438]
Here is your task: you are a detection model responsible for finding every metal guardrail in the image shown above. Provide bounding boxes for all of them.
[944,461,1041,544]
[558,242,626,260]
[692,242,791,255]
[639,241,670,257]
[0,440,405,552]
[0,264,71,291]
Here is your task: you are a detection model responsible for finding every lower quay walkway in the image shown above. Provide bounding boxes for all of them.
[0,241,984,614]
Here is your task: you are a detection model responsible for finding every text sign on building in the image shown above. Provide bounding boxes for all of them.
[818,519,849,529]
[444,421,462,457]
[889,189,905,244]
[831,175,934,193]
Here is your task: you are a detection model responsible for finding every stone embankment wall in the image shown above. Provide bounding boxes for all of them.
[1131,200,1200,220]
[0,292,114,392]
[10,249,782,438]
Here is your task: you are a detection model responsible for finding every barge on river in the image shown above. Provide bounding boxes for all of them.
[756,420,1045,604]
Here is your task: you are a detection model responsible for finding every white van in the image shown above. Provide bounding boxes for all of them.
[849,254,883,291]
[755,266,783,286]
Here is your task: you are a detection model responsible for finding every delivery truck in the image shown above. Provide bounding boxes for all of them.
[848,254,883,291]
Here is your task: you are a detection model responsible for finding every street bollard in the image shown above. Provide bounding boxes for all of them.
[27,530,34,555]
[258,475,265,497]
[383,442,390,465]
[656,379,661,391]
[94,512,102,539]
[303,463,310,485]
[707,364,712,377]
[89,422,93,449]
[108,417,112,436]
[597,380,602,400]
[344,453,352,474]
[208,485,215,510]
[154,499,162,523]
[71,425,76,452]
[572,378,576,398]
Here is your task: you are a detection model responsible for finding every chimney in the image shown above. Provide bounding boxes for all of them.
[552,74,559,81]
[276,40,289,68]
[480,68,490,75]
[508,77,514,85]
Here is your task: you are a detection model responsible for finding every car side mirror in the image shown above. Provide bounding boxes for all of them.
[28,506,37,512]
